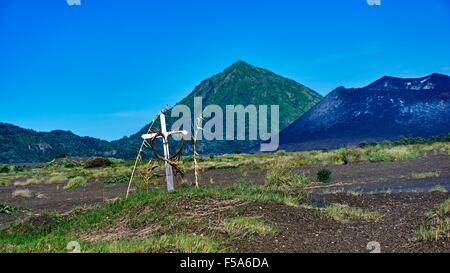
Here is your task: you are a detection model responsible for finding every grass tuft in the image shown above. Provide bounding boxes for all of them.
[412,171,441,180]
[89,234,222,253]
[225,217,276,236]
[323,204,381,223]
[64,177,88,190]
[265,161,310,189]
[11,189,33,199]
[413,197,450,241]
[0,204,22,214]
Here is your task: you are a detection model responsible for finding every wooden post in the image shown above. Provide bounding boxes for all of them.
[159,113,174,191]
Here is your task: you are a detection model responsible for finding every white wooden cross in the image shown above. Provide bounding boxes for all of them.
[141,113,188,191]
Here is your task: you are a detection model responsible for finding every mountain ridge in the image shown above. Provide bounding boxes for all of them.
[278,73,450,151]
[0,122,117,163]
[0,61,322,163]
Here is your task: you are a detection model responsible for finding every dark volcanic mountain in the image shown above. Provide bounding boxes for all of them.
[112,61,322,158]
[0,123,117,163]
[279,73,450,151]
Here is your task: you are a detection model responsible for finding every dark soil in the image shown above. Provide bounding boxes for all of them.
[188,153,450,188]
[0,182,129,228]
[1,154,449,252]
[235,192,450,253]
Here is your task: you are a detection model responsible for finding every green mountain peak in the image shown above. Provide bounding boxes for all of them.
[114,61,323,157]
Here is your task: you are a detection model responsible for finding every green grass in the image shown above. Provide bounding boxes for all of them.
[0,204,22,214]
[88,235,222,253]
[412,171,441,179]
[0,182,297,253]
[63,177,88,190]
[436,198,450,219]
[104,175,129,185]
[0,179,11,187]
[3,140,449,193]
[225,217,276,236]
[265,160,310,189]
[322,204,381,223]
[413,198,450,241]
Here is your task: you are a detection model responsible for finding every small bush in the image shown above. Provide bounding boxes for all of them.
[249,161,261,171]
[85,158,113,169]
[317,168,332,183]
[64,177,88,190]
[104,175,130,185]
[339,148,361,165]
[413,197,450,241]
[0,204,22,214]
[0,165,10,173]
[13,166,26,172]
[67,171,90,179]
[266,161,310,188]
[0,180,11,187]
[292,173,310,188]
[275,150,287,156]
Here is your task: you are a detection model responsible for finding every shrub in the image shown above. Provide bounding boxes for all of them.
[104,175,130,185]
[64,177,88,190]
[249,161,261,170]
[0,165,10,173]
[317,168,332,183]
[266,161,310,188]
[292,173,310,188]
[266,161,291,187]
[67,171,90,179]
[85,158,113,169]
[338,148,361,165]
[0,204,22,214]
[13,165,26,172]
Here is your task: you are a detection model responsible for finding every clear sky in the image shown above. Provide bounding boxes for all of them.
[1,0,449,140]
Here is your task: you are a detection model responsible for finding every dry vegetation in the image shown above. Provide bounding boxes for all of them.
[0,140,449,253]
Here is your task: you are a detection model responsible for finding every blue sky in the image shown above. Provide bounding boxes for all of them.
[1,0,449,140]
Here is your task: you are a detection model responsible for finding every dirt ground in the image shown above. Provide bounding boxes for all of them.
[1,154,449,252]
[235,192,450,253]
